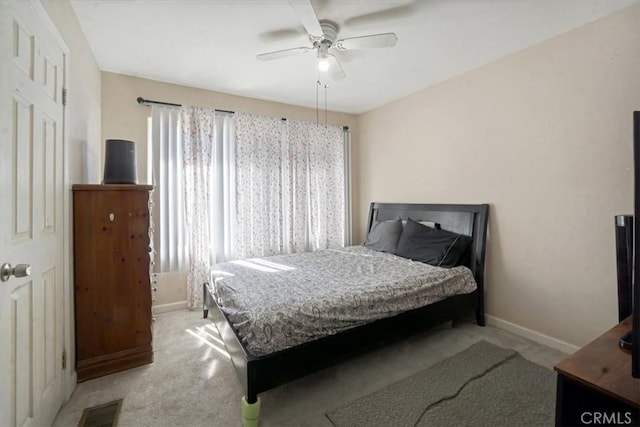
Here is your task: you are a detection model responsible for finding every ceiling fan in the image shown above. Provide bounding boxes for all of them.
[256,0,399,80]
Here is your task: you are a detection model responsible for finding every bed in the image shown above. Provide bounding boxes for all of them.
[203,202,489,426]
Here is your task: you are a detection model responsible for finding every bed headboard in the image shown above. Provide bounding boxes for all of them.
[366,202,490,296]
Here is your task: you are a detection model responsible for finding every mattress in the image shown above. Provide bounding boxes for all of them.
[211,246,477,357]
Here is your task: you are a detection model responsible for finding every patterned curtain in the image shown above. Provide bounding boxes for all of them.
[182,106,216,309]
[291,121,344,250]
[234,113,344,259]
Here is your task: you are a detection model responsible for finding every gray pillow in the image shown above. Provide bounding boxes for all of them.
[364,218,403,253]
[395,218,473,267]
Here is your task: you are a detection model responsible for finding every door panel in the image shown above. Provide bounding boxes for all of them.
[43,116,57,234]
[42,266,57,389]
[12,95,34,241]
[12,281,34,427]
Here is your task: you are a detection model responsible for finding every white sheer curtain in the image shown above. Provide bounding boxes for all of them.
[234,113,287,257]
[287,120,345,250]
[151,106,186,272]
[182,106,214,308]
[181,107,235,308]
[343,128,352,246]
[234,113,345,259]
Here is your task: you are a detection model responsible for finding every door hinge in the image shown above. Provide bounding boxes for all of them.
[62,350,67,370]
[62,88,67,106]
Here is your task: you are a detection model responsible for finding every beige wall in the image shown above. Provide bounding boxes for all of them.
[101,72,358,306]
[40,0,102,399]
[154,272,187,309]
[356,5,640,348]
[41,0,102,184]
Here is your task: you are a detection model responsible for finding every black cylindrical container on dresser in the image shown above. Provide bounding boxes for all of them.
[103,139,137,184]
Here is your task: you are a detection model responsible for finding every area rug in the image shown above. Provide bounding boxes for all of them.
[326,340,556,427]
[78,399,122,427]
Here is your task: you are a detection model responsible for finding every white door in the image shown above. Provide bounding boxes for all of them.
[0,1,67,426]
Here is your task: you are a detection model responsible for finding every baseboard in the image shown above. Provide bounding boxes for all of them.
[77,345,153,382]
[153,301,188,314]
[64,370,77,401]
[485,314,579,354]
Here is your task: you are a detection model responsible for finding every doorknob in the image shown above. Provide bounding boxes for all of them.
[0,263,31,282]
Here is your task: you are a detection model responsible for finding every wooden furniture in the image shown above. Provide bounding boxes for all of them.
[204,203,489,422]
[554,317,640,426]
[72,184,154,381]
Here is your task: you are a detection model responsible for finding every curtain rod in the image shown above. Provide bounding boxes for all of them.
[136,97,235,115]
[136,96,350,130]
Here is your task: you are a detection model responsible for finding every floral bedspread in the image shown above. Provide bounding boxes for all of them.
[211,246,477,356]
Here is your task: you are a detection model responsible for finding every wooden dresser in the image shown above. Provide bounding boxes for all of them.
[72,184,154,381]
[554,317,639,426]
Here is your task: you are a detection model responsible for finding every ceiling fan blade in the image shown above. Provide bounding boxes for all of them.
[258,27,306,43]
[257,46,311,61]
[288,0,323,38]
[344,1,417,27]
[334,33,398,50]
[327,55,346,80]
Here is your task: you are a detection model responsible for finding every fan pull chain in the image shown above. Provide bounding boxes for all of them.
[324,83,328,128]
[316,79,320,126]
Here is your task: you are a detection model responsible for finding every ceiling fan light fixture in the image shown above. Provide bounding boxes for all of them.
[257,1,398,81]
[317,40,331,72]
[318,58,330,72]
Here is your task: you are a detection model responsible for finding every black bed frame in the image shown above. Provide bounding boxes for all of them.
[203,202,489,405]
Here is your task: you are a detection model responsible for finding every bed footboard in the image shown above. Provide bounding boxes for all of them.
[204,280,480,400]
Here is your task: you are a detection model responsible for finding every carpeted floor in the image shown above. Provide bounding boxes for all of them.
[53,310,567,427]
[326,340,556,427]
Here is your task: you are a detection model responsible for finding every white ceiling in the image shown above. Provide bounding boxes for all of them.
[70,0,636,114]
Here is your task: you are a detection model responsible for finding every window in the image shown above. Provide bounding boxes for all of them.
[149,105,351,305]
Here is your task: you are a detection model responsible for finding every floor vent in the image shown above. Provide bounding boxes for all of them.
[78,399,123,427]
